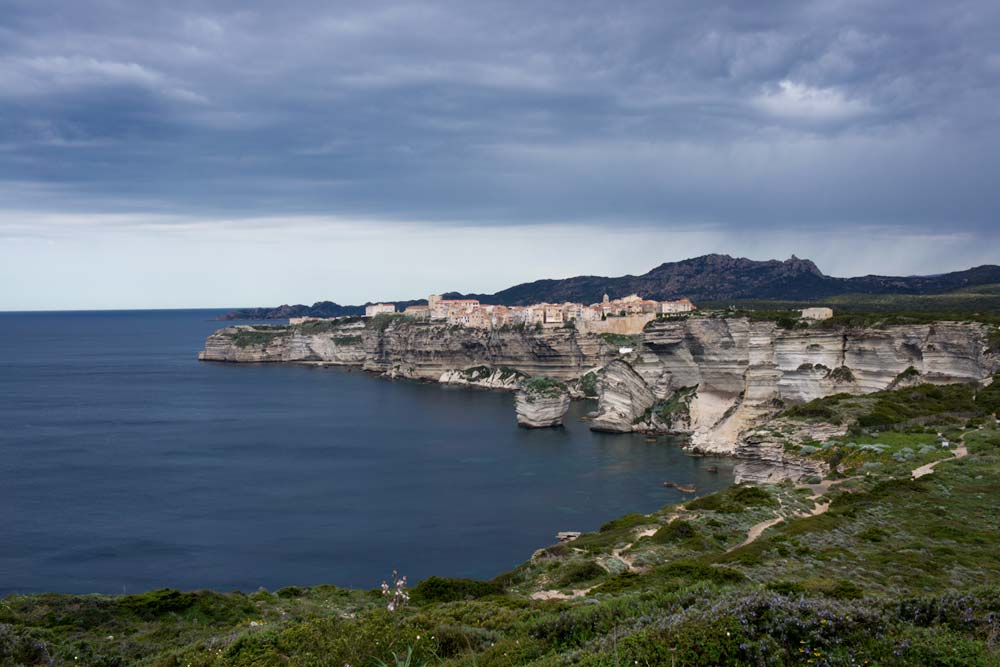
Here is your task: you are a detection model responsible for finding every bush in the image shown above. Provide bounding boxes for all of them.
[522,377,566,398]
[685,487,775,514]
[731,485,778,507]
[410,577,503,603]
[829,366,856,383]
[650,520,698,544]
[599,513,650,532]
[554,561,605,588]
[118,589,254,624]
[655,561,746,584]
[229,329,283,348]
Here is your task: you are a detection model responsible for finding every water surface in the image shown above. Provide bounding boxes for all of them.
[0,310,733,595]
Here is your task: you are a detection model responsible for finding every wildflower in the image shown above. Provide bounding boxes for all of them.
[380,570,410,613]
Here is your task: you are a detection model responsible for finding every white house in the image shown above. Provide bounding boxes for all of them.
[365,303,396,317]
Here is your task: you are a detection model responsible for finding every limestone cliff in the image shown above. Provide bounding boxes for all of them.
[363,320,612,381]
[588,360,656,433]
[590,318,999,454]
[201,318,615,381]
[199,321,367,364]
[515,379,571,428]
[731,420,842,484]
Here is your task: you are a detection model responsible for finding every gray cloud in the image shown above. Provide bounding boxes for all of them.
[1,0,999,235]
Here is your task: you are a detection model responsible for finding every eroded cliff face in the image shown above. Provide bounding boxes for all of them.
[363,322,612,381]
[589,360,656,433]
[591,318,999,454]
[201,319,615,380]
[199,323,367,364]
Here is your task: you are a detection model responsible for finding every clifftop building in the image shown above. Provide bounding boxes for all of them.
[365,303,396,317]
[339,292,697,335]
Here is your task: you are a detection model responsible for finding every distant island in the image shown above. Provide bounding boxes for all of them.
[221,253,1000,320]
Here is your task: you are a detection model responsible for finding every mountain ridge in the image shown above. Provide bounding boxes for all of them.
[221,254,1000,319]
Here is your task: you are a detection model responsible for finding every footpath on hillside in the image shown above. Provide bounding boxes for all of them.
[531,437,971,601]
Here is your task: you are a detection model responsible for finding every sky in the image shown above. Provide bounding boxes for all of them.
[1,0,998,310]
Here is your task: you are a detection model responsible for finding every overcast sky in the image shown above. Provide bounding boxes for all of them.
[2,0,998,309]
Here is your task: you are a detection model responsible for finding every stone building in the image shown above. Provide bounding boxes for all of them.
[365,303,396,317]
[801,307,834,321]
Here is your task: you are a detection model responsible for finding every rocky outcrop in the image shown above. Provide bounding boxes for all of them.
[732,420,843,483]
[589,360,657,433]
[515,380,571,428]
[439,366,526,391]
[199,322,367,364]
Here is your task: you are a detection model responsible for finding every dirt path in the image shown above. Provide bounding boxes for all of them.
[530,526,659,600]
[733,439,969,552]
[534,441,973,599]
[728,498,830,553]
[611,527,658,572]
[530,587,594,601]
[912,443,968,479]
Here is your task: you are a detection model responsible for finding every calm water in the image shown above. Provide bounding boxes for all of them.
[0,310,734,595]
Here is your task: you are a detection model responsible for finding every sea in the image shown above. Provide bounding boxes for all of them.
[0,309,734,596]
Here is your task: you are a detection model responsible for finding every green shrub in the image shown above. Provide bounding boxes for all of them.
[730,486,777,507]
[599,333,639,348]
[766,580,805,595]
[118,589,254,624]
[554,561,605,587]
[599,513,649,532]
[229,329,283,348]
[829,366,856,383]
[522,377,567,398]
[410,577,503,603]
[655,561,746,584]
[275,585,305,598]
[650,520,698,544]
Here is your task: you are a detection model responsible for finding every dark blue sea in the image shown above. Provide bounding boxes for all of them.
[0,309,734,595]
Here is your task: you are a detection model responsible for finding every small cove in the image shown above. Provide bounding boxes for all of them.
[0,309,734,595]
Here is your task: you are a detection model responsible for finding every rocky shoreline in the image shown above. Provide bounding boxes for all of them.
[200,315,999,481]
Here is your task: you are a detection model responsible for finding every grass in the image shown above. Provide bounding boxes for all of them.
[367,313,411,332]
[227,328,286,348]
[699,283,1000,321]
[598,333,640,348]
[521,377,566,398]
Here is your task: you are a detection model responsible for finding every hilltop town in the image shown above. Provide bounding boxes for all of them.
[292,293,698,335]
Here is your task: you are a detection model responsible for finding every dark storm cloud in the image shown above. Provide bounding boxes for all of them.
[1,0,999,230]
